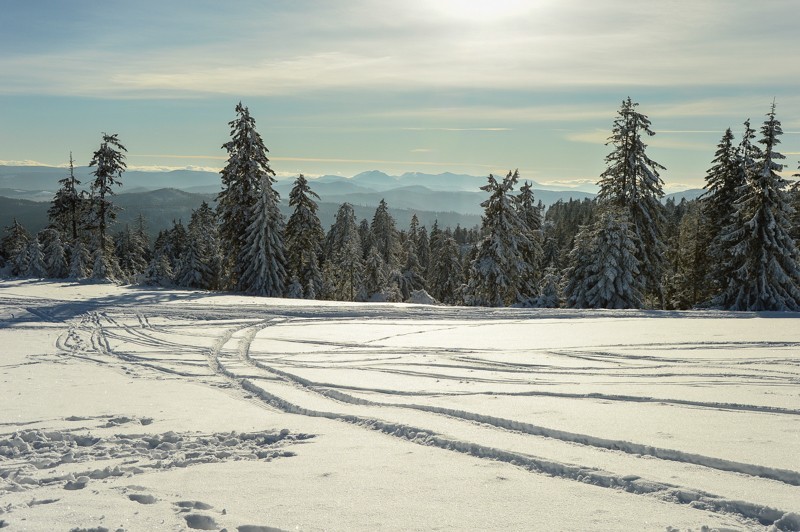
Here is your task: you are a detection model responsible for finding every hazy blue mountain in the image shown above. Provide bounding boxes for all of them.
[0,188,482,239]
[665,188,704,203]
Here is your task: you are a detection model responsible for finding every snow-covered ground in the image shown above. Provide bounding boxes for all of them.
[1,280,799,531]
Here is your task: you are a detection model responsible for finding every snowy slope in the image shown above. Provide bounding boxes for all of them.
[1,280,799,531]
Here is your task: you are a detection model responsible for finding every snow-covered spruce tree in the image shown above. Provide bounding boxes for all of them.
[2,219,31,276]
[565,208,643,309]
[564,224,595,308]
[68,239,91,280]
[217,102,276,290]
[516,181,544,300]
[416,226,430,275]
[398,236,426,300]
[535,266,562,308]
[115,225,148,281]
[791,171,800,245]
[325,203,365,301]
[370,199,401,271]
[699,128,744,297]
[716,104,800,311]
[363,245,387,299]
[597,98,666,306]
[48,153,85,242]
[40,228,68,278]
[183,202,220,289]
[428,230,464,305]
[239,172,287,297]
[24,237,47,278]
[141,248,174,287]
[285,174,324,299]
[174,224,212,289]
[358,218,372,259]
[465,170,534,306]
[88,133,126,278]
[667,203,707,309]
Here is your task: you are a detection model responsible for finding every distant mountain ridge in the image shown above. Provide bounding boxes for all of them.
[0,165,597,211]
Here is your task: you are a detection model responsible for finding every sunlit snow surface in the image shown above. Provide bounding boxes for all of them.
[1,280,799,531]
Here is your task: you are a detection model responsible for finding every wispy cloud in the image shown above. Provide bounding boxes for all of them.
[2,1,798,98]
[0,159,67,167]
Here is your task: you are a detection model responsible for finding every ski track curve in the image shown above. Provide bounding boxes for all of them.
[10,294,799,529]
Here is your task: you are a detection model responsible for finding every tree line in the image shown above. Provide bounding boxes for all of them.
[2,99,800,311]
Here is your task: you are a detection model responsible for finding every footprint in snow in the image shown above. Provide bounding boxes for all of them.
[128,493,157,504]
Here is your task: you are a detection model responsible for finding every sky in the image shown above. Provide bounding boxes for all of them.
[1,0,799,192]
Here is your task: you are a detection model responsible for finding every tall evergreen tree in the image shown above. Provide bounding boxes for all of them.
[48,153,85,242]
[565,208,643,309]
[700,128,744,296]
[790,170,800,245]
[516,181,544,299]
[239,173,287,297]
[717,104,800,310]
[68,240,91,280]
[363,245,388,298]
[217,102,275,289]
[326,203,364,301]
[667,202,707,309]
[25,236,47,278]
[285,174,324,298]
[40,228,68,278]
[597,98,666,305]
[88,133,126,267]
[370,199,401,271]
[2,219,31,276]
[465,170,533,306]
[183,202,220,289]
[428,231,463,305]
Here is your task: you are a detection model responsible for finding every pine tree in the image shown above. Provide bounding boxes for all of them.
[535,267,562,308]
[370,199,401,271]
[40,228,68,278]
[700,128,744,297]
[68,240,91,279]
[565,208,643,309]
[182,202,220,289]
[399,236,426,300]
[115,225,148,280]
[790,169,800,245]
[88,133,126,269]
[48,153,85,242]
[239,173,287,297]
[428,231,463,305]
[416,225,430,275]
[141,249,174,287]
[717,104,800,310]
[465,170,533,306]
[2,219,31,276]
[25,237,47,278]
[285,174,324,299]
[217,102,275,290]
[667,202,707,309]
[326,203,365,301]
[363,245,387,298]
[597,97,666,306]
[516,181,544,300]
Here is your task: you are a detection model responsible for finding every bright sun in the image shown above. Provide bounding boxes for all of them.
[431,0,531,22]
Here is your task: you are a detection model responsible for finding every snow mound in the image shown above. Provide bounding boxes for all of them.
[406,289,438,305]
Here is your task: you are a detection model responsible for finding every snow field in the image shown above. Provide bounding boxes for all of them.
[1,280,799,530]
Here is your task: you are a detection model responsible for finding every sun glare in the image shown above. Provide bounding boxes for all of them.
[431,0,531,22]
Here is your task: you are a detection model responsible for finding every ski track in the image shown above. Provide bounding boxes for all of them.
[5,293,800,528]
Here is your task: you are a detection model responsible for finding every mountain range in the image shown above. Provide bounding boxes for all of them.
[0,165,701,237]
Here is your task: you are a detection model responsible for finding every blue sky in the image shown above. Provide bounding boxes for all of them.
[1,0,798,191]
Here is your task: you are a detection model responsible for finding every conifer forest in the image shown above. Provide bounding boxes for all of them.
[3,99,800,312]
